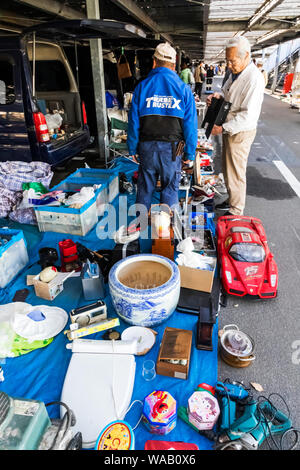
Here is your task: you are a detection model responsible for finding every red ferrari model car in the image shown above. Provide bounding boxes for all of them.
[217,215,278,298]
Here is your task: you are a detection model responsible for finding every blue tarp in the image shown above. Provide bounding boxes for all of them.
[0,158,218,450]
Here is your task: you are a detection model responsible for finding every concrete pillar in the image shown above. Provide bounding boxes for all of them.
[86,0,109,165]
[271,43,282,94]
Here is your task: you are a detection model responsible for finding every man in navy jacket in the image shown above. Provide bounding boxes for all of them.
[127,43,197,211]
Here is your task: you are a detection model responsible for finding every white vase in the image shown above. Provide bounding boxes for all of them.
[109,254,180,327]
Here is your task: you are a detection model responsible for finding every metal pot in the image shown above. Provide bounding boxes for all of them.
[219,324,255,368]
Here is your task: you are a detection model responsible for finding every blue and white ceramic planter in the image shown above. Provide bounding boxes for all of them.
[109,254,180,327]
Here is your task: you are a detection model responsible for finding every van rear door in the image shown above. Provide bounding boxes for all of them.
[23,19,147,41]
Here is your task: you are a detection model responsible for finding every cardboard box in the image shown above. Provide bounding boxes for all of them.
[178,258,216,293]
[156,327,193,380]
[33,271,75,301]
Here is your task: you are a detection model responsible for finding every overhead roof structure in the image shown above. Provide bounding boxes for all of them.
[0,0,300,63]
[205,0,300,62]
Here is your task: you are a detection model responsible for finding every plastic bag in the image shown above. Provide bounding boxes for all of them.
[45,112,63,132]
[64,186,95,208]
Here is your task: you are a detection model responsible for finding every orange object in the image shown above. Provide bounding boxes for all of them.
[283,73,294,94]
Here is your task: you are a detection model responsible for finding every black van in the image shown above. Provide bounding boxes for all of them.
[0,20,146,166]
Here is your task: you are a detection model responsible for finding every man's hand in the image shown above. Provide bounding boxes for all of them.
[211,125,223,136]
[182,159,193,167]
[206,92,221,107]
[129,155,139,163]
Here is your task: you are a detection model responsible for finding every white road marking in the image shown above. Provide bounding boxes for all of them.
[273,160,300,198]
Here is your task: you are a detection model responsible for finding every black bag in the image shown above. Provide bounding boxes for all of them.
[111,239,140,265]
[202,96,231,138]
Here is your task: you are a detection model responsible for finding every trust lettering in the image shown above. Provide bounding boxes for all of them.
[145,95,181,110]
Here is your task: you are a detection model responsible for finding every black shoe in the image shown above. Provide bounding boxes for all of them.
[215,200,230,211]
[218,211,233,218]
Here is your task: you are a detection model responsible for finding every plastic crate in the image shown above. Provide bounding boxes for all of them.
[53,178,108,217]
[188,211,215,235]
[34,181,99,236]
[68,168,119,203]
[35,202,98,236]
[0,228,29,288]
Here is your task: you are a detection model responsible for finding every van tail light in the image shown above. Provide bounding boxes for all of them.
[82,101,87,125]
[33,112,50,143]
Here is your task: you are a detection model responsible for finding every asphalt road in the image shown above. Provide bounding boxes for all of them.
[213,92,300,449]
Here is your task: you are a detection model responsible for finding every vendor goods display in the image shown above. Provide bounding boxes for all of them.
[34,195,98,236]
[70,301,107,327]
[187,385,220,431]
[217,215,278,298]
[61,339,136,449]
[64,317,120,341]
[183,228,216,255]
[39,266,58,283]
[95,420,135,450]
[68,168,119,204]
[33,270,75,301]
[196,299,216,351]
[121,326,156,356]
[109,254,180,327]
[219,324,255,368]
[142,391,177,435]
[144,440,199,450]
[216,391,293,451]
[0,228,29,289]
[38,247,58,270]
[150,204,175,261]
[53,178,107,217]
[33,177,106,236]
[111,238,141,265]
[0,392,81,450]
[59,239,81,272]
[188,210,215,235]
[0,302,68,358]
[81,260,105,300]
[156,327,193,380]
[176,251,216,294]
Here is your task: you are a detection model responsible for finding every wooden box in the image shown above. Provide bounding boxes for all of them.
[151,227,175,261]
[156,327,193,380]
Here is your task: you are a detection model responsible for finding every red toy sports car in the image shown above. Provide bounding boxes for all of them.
[217,215,278,298]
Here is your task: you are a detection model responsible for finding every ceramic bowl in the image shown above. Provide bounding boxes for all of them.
[109,254,180,327]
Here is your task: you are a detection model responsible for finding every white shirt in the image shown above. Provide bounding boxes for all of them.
[221,62,265,135]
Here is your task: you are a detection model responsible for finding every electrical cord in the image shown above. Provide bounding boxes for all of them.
[254,393,300,451]
[280,428,300,450]
[45,401,74,450]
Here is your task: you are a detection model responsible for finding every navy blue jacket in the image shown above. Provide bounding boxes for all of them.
[127,67,198,160]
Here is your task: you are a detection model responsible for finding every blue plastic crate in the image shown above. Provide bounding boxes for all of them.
[0,228,29,288]
[34,178,100,236]
[188,211,215,235]
[52,177,108,217]
[68,168,119,203]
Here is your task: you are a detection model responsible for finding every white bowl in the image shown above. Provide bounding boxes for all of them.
[109,254,180,327]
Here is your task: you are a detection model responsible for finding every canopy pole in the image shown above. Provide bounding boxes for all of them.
[86,0,109,166]
[32,31,36,98]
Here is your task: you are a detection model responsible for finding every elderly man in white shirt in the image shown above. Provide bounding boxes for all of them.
[207,36,265,216]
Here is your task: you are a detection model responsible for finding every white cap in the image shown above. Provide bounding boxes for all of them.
[154,42,177,64]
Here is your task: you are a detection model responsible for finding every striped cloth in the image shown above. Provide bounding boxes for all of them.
[0,161,53,220]
[0,161,53,191]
